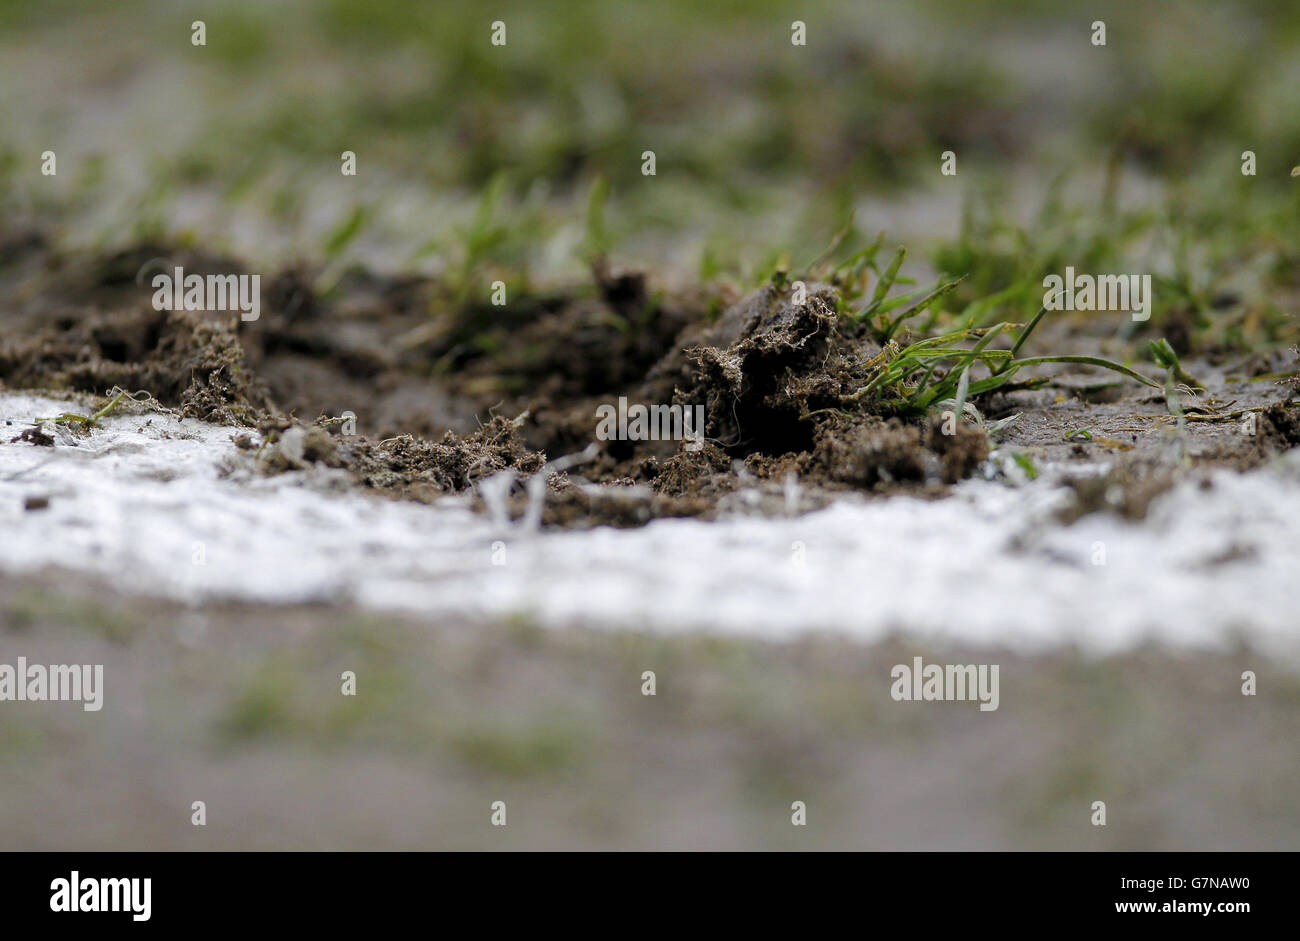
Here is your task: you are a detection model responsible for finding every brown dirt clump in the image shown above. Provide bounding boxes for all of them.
[815,418,927,486]
[1258,400,1300,452]
[928,419,992,484]
[343,415,546,500]
[9,424,55,446]
[683,285,865,456]
[0,238,273,424]
[253,418,346,474]
[0,306,268,424]
[244,412,548,504]
[651,442,737,500]
[807,415,988,489]
[1057,460,1179,524]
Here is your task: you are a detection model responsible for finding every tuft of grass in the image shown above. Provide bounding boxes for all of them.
[35,390,127,428]
[582,175,612,264]
[791,229,1168,421]
[2,589,136,644]
[1010,452,1039,480]
[450,722,587,778]
[847,308,1160,415]
[218,668,297,742]
[1149,338,1204,391]
[321,204,371,259]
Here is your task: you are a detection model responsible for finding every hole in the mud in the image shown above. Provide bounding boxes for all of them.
[602,437,639,463]
[142,317,163,353]
[730,408,814,457]
[92,328,131,363]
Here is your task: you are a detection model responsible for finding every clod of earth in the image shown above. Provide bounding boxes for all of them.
[3,233,1298,530]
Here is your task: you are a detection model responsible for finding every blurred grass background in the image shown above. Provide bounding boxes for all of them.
[2,0,1300,327]
[4,571,1298,850]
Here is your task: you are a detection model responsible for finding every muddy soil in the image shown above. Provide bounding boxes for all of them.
[2,227,1297,527]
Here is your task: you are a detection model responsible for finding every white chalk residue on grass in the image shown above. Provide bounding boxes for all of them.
[1,392,1298,654]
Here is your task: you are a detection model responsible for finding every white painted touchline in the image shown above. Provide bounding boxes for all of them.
[1,391,1298,656]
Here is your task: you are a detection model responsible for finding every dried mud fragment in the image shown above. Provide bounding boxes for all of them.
[255,419,345,474]
[345,415,546,499]
[10,424,55,446]
[652,442,736,499]
[0,306,267,425]
[814,419,926,487]
[684,285,852,455]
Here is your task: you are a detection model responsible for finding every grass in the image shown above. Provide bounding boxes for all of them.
[450,722,588,778]
[34,389,127,428]
[4,0,1299,294]
[3,588,135,644]
[784,228,1168,419]
[860,320,1160,414]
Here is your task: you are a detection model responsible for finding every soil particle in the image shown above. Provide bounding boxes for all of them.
[9,424,55,446]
